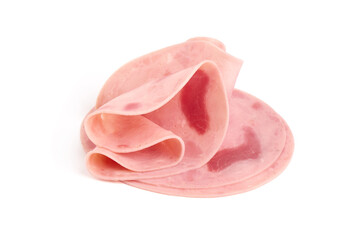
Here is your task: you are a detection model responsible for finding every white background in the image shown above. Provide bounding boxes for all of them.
[1,0,359,239]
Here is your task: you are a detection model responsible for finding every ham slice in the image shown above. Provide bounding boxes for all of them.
[80,37,294,197]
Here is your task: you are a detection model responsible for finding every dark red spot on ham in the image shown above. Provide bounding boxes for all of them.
[180,70,210,134]
[207,127,261,172]
[124,102,141,111]
[252,102,262,110]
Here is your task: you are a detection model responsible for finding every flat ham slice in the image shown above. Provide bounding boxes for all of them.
[80,37,294,197]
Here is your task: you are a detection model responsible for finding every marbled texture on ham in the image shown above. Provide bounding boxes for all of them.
[80,37,294,197]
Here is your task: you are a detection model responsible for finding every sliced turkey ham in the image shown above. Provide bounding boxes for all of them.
[80,37,294,197]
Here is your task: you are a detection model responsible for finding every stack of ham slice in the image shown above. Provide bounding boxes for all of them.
[80,37,294,197]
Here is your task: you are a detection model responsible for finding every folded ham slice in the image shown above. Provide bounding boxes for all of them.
[80,37,294,197]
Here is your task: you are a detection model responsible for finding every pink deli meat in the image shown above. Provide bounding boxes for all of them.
[80,37,294,197]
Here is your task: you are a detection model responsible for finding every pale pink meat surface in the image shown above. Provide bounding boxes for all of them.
[80,37,294,197]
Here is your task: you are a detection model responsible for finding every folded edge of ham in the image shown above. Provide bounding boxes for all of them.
[84,61,230,179]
